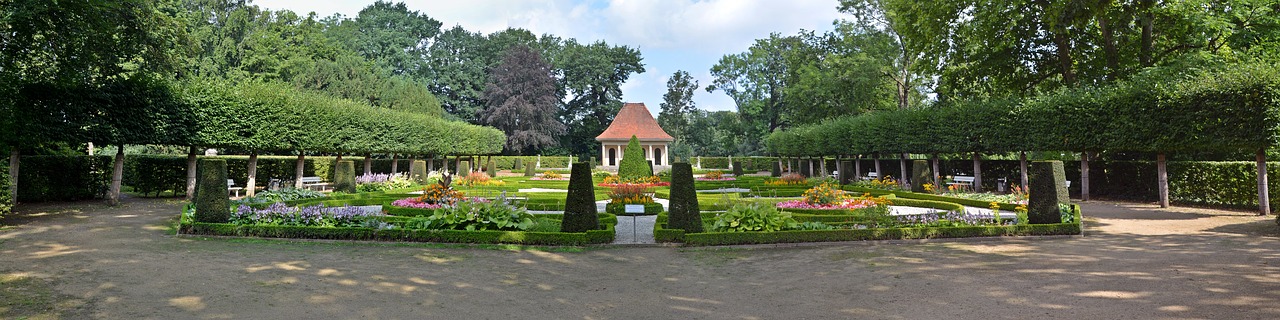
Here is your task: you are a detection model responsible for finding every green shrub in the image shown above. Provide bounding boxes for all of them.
[15,155,112,202]
[561,162,600,232]
[410,160,428,185]
[911,160,931,193]
[333,160,356,193]
[122,155,188,197]
[732,161,744,176]
[195,159,230,223]
[667,163,703,232]
[0,161,10,217]
[236,188,325,205]
[710,203,798,232]
[512,158,523,171]
[605,202,663,215]
[1029,161,1068,224]
[404,200,536,231]
[618,136,652,179]
[772,161,782,177]
[459,161,471,175]
[524,163,535,177]
[486,159,497,177]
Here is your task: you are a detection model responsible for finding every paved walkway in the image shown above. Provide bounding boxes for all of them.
[3,199,1279,319]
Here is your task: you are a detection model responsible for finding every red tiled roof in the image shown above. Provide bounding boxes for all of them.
[596,102,674,141]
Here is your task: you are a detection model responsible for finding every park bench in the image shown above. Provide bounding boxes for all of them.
[300,177,331,191]
[862,172,879,181]
[227,179,243,197]
[949,175,975,190]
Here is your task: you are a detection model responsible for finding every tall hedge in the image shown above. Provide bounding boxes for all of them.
[667,163,703,233]
[0,161,10,217]
[911,160,931,193]
[1028,161,1068,224]
[194,159,229,223]
[410,160,427,185]
[560,162,600,232]
[618,135,651,179]
[16,155,112,202]
[333,160,356,193]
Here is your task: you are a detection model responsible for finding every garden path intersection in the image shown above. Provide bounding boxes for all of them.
[2,198,1279,319]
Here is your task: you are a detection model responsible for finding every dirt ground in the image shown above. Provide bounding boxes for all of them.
[2,198,1279,319]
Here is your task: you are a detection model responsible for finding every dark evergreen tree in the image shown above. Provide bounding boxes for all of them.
[618,135,652,179]
[667,163,703,233]
[560,162,600,232]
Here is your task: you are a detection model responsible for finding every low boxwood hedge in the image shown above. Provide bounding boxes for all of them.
[605,202,663,216]
[180,213,619,246]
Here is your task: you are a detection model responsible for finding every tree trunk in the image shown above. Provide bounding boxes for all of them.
[820,156,827,178]
[932,153,941,187]
[1140,0,1154,67]
[972,152,982,192]
[855,155,862,180]
[1258,149,1270,216]
[1020,151,1029,189]
[390,153,399,174]
[295,153,306,189]
[108,146,125,206]
[1158,153,1169,208]
[1100,15,1119,80]
[363,153,372,175]
[7,149,17,204]
[246,152,258,197]
[454,156,461,175]
[1081,151,1091,201]
[899,153,909,189]
[185,147,198,200]
[335,153,343,163]
[1053,32,1075,86]
[874,153,882,180]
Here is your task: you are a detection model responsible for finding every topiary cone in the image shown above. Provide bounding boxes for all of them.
[333,160,356,193]
[524,163,535,177]
[618,135,652,179]
[486,159,497,177]
[560,162,600,232]
[667,162,703,233]
[194,159,230,223]
[911,160,931,193]
[1028,160,1069,224]
[410,160,428,185]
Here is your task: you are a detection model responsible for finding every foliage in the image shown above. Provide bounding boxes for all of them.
[710,203,800,232]
[534,171,565,180]
[561,162,600,232]
[231,203,378,227]
[802,183,848,206]
[355,173,413,193]
[1029,161,1068,224]
[851,176,903,191]
[910,160,931,193]
[0,161,10,217]
[524,163,536,177]
[13,155,112,202]
[702,171,726,180]
[667,163,704,233]
[481,45,566,154]
[405,200,535,231]
[658,70,700,143]
[194,159,230,223]
[766,173,808,186]
[460,172,504,186]
[237,188,326,206]
[415,184,465,206]
[617,135,652,179]
[332,161,357,193]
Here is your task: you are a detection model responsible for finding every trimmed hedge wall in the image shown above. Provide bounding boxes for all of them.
[605,202,663,216]
[17,155,112,202]
[181,222,616,245]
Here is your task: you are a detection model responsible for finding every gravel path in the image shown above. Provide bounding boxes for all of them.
[2,198,1279,319]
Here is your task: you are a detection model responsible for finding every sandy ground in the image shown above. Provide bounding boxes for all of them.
[2,198,1280,319]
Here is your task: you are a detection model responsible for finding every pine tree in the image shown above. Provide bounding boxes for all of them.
[618,135,652,179]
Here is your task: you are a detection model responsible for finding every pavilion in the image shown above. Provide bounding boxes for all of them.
[596,102,674,171]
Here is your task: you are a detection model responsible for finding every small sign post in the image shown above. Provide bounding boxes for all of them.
[625,204,644,241]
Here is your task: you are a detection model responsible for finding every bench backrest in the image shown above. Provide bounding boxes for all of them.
[300,177,323,183]
[867,172,879,178]
[953,176,975,183]
[227,179,235,186]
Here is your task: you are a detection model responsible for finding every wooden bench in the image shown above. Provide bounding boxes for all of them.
[227,179,244,197]
[300,177,331,191]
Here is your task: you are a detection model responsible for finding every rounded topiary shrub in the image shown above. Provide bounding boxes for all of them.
[911,160,931,193]
[618,135,652,179]
[560,162,600,232]
[333,160,356,193]
[194,159,230,223]
[410,160,428,185]
[667,162,703,233]
[1029,160,1068,224]
[524,163,535,177]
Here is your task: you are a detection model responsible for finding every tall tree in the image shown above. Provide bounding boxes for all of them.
[481,45,565,154]
[657,70,699,140]
[336,1,441,76]
[553,39,645,156]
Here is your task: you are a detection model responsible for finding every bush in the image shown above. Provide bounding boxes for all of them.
[513,158,523,171]
[195,159,230,223]
[524,163,535,177]
[333,160,356,193]
[0,161,10,217]
[237,188,325,205]
[405,200,536,231]
[486,158,497,177]
[772,161,782,177]
[459,161,471,175]
[667,163,703,232]
[710,203,798,232]
[732,161,744,176]
[618,136,652,179]
[911,160,931,193]
[1029,161,1068,224]
[410,160,428,185]
[123,155,188,197]
[561,162,600,232]
[17,155,112,202]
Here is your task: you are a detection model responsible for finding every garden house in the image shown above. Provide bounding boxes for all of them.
[596,102,674,171]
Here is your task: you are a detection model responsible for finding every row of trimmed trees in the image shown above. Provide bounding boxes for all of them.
[6,79,505,205]
[767,63,1280,214]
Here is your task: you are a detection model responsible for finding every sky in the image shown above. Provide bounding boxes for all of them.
[253,0,850,113]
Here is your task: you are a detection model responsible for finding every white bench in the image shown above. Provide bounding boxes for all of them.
[300,177,331,191]
[227,179,244,197]
[862,172,879,181]
[949,176,975,189]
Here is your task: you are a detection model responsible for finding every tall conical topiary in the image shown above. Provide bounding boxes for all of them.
[618,135,651,179]
[910,160,931,193]
[513,158,523,171]
[459,161,471,175]
[194,159,230,223]
[1028,161,1069,224]
[667,162,703,233]
[772,161,782,177]
[333,160,356,193]
[524,163,535,177]
[561,162,600,232]
[732,161,744,176]
[486,158,497,177]
[410,160,428,185]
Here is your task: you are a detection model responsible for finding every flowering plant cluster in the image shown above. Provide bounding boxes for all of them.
[417,184,464,205]
[531,171,567,180]
[391,196,491,209]
[356,173,414,192]
[893,210,1014,227]
[697,171,736,181]
[231,203,377,227]
[599,175,669,187]
[777,191,892,210]
[460,172,505,186]
[765,173,807,186]
[608,184,655,205]
[802,183,845,206]
[852,176,902,191]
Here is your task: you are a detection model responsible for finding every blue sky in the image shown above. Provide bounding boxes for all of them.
[253,0,849,113]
